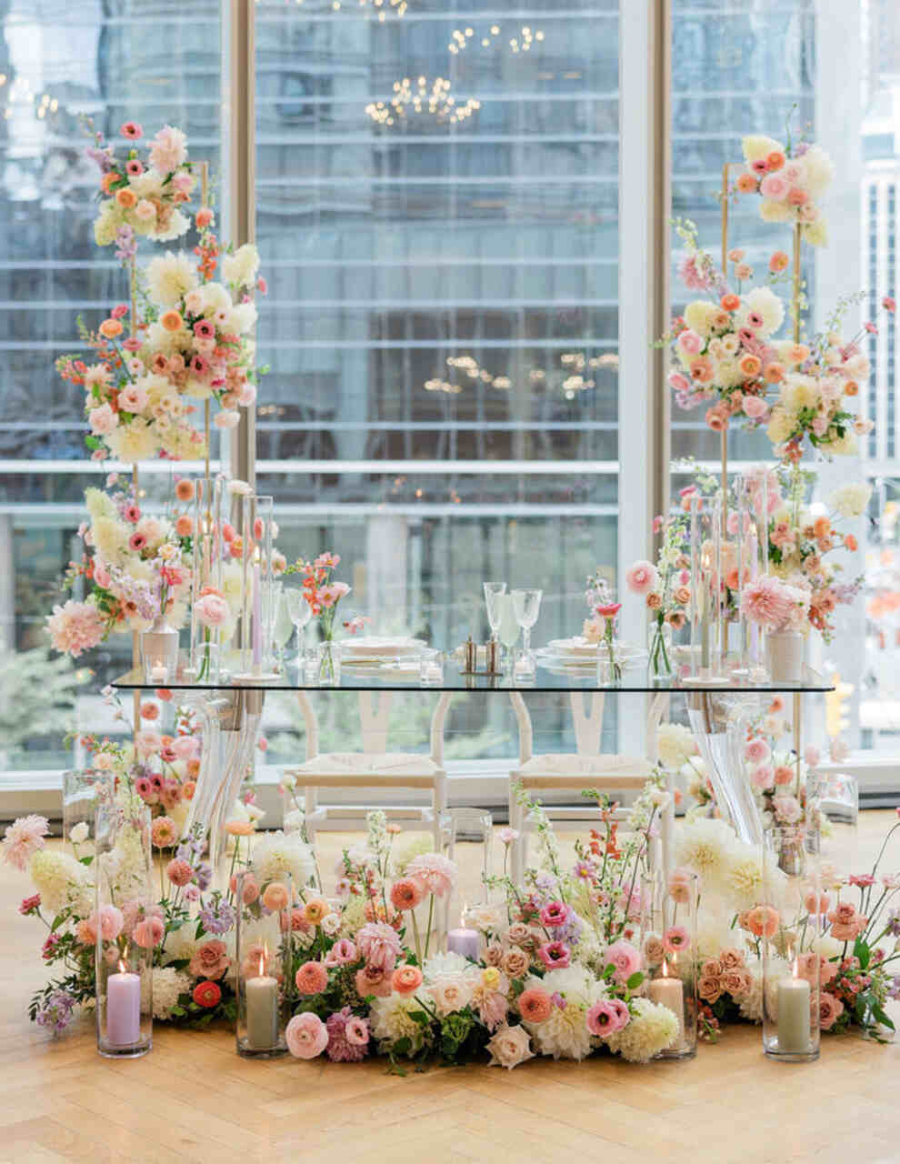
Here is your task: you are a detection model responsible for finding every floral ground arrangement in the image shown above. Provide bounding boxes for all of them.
[5,761,899,1068]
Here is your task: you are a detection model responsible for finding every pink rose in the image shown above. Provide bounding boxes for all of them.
[89,403,118,435]
[760,173,789,200]
[742,395,768,419]
[744,737,771,765]
[676,329,703,356]
[189,939,231,980]
[751,764,775,790]
[818,991,844,1031]
[286,1012,329,1059]
[626,560,658,596]
[194,593,230,629]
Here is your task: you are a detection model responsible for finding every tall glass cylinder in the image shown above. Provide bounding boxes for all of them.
[190,474,224,683]
[640,869,699,1059]
[62,768,112,849]
[240,494,274,675]
[94,799,153,1058]
[733,476,750,675]
[710,490,723,673]
[689,493,703,675]
[235,868,293,1058]
[760,826,821,1062]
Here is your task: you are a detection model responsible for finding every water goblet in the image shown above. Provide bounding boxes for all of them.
[497,594,520,676]
[511,588,542,660]
[285,588,312,674]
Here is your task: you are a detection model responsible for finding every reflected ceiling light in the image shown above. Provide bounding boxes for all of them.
[366,76,480,126]
[449,23,544,54]
[1,76,61,122]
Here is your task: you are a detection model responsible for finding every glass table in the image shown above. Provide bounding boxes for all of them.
[113,663,834,866]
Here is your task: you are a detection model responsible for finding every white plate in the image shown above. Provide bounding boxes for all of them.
[546,637,647,661]
[341,637,425,660]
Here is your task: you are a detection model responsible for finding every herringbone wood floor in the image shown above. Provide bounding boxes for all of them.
[3,815,900,1164]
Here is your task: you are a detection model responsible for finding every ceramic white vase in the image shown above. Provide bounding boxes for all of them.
[766,630,804,683]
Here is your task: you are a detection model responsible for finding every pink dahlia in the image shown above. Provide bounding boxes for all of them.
[2,815,50,871]
[406,852,457,900]
[357,922,403,971]
[46,600,105,658]
[739,575,805,631]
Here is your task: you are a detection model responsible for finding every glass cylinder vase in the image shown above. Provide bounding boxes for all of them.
[640,869,699,1060]
[141,615,179,683]
[62,768,113,849]
[94,799,153,1058]
[316,639,342,686]
[235,869,293,1058]
[760,825,821,1063]
[648,616,674,682]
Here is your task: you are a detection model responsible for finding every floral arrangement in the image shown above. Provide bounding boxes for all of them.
[88,121,195,250]
[740,573,810,633]
[734,132,833,247]
[582,601,622,681]
[285,552,351,639]
[627,511,691,675]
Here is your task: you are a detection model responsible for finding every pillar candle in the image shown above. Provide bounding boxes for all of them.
[777,974,810,1054]
[107,968,141,1046]
[252,559,262,671]
[648,971,684,1045]
[246,974,279,1050]
[446,927,480,961]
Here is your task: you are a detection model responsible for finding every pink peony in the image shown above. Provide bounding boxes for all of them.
[676,329,703,356]
[626,560,658,596]
[194,592,230,629]
[604,940,643,983]
[46,600,105,658]
[89,403,118,435]
[118,384,149,414]
[133,916,164,948]
[286,1011,328,1060]
[751,765,775,791]
[149,125,188,174]
[744,737,771,765]
[406,852,457,900]
[743,395,768,419]
[2,814,50,871]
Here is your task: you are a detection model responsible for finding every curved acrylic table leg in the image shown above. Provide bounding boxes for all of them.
[182,687,265,875]
[687,690,763,845]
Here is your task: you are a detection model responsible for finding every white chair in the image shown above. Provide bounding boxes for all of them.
[507,691,673,884]
[281,691,453,852]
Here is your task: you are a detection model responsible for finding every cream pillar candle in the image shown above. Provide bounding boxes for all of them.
[777,974,810,1054]
[648,968,684,1045]
[246,974,279,1050]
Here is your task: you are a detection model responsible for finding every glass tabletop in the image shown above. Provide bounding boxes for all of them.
[112,664,834,695]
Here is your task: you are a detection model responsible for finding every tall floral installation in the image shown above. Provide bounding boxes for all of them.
[5,116,898,1068]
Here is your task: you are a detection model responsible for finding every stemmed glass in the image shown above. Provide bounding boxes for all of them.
[497,594,521,676]
[511,589,542,659]
[483,582,507,647]
[285,588,312,673]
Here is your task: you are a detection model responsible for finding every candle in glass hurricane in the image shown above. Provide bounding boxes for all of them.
[246,952,279,1051]
[446,926,481,960]
[107,960,141,1047]
[648,958,684,1046]
[777,963,811,1055]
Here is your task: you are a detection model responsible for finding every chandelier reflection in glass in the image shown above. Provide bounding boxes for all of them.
[365,77,480,127]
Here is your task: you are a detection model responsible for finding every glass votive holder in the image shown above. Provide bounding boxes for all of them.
[640,870,699,1060]
[62,768,112,849]
[513,649,536,684]
[94,800,153,1059]
[141,617,179,684]
[315,640,342,687]
[760,825,821,1063]
[188,640,221,685]
[235,869,293,1058]
[419,648,444,687]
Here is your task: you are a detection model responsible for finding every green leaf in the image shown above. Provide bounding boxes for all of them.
[409,1010,430,1026]
[170,1006,186,1018]
[392,1037,411,1056]
[626,972,644,991]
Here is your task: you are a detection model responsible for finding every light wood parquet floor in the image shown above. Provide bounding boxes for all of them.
[3,814,900,1164]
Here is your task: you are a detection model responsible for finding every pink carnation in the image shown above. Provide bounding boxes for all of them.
[46,600,105,658]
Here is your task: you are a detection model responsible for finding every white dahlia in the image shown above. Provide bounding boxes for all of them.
[146,251,198,308]
[605,997,679,1063]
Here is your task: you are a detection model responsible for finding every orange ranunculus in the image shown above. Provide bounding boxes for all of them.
[101,172,119,195]
[786,343,810,365]
[844,380,859,397]
[116,188,137,210]
[769,250,790,273]
[175,479,195,501]
[98,318,123,340]
[764,362,785,383]
[739,354,761,377]
[736,172,758,194]
[813,516,831,540]
[766,150,786,171]
[720,293,740,312]
[844,534,858,552]
[225,820,255,836]
[160,309,183,332]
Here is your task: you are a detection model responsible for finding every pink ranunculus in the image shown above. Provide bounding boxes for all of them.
[744,737,771,765]
[286,1012,328,1060]
[742,394,768,419]
[171,735,199,761]
[604,940,642,983]
[760,173,789,200]
[295,961,329,995]
[194,592,230,629]
[132,916,164,948]
[626,560,658,596]
[668,371,690,393]
[88,403,118,435]
[751,764,775,791]
[676,329,703,356]
[324,938,358,968]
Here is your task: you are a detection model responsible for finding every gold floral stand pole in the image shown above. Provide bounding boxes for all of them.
[129,257,141,729]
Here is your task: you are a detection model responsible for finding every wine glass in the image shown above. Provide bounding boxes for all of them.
[511,588,542,659]
[285,588,312,671]
[483,582,507,644]
[497,594,520,675]
[271,586,294,669]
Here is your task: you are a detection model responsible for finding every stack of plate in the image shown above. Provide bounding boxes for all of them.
[536,637,648,670]
[340,636,425,665]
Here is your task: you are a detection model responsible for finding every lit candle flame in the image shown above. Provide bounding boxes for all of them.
[258,952,265,978]
[118,959,128,974]
[661,958,669,979]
